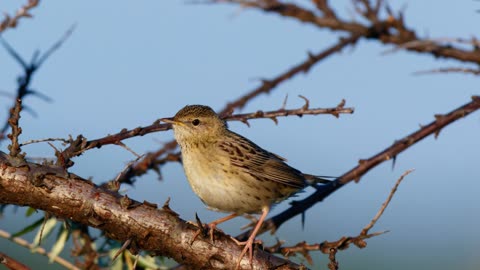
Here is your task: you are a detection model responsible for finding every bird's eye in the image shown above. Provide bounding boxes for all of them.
[192,119,200,126]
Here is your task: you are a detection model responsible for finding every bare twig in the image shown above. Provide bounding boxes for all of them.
[361,169,413,235]
[7,99,23,159]
[0,252,30,270]
[0,229,79,270]
[20,137,70,147]
[0,26,74,141]
[0,0,39,33]
[328,248,338,270]
[264,170,412,265]
[59,102,353,170]
[413,67,480,76]
[224,99,353,126]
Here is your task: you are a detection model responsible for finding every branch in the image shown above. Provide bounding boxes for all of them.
[265,170,412,263]
[0,153,305,270]
[225,98,353,126]
[0,252,30,270]
[220,0,480,64]
[0,0,39,33]
[0,229,79,270]
[58,101,353,171]
[0,26,74,142]
[236,95,480,240]
[7,99,24,159]
[413,67,480,76]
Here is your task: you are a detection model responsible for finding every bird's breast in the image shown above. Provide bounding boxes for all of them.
[181,148,289,214]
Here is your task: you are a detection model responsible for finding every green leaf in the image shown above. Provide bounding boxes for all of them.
[32,218,58,249]
[49,225,70,263]
[133,254,163,269]
[10,217,44,238]
[109,248,123,270]
[25,207,37,217]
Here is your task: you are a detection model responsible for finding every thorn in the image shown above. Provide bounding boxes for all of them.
[120,195,133,209]
[301,211,305,230]
[0,36,28,69]
[281,94,288,110]
[270,116,278,125]
[162,197,171,209]
[391,155,397,170]
[240,118,250,127]
[298,95,310,110]
[162,197,179,217]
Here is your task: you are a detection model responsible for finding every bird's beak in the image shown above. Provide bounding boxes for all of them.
[160,118,185,127]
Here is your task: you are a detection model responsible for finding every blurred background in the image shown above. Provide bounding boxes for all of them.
[0,1,479,269]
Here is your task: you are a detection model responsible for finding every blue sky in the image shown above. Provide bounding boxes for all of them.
[0,1,479,269]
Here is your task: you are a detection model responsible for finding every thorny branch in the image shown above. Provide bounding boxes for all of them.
[0,159,303,270]
[7,99,23,159]
[0,252,30,270]
[265,170,412,265]
[57,101,354,172]
[0,26,74,141]
[219,0,480,65]
[0,0,39,33]
[236,96,480,241]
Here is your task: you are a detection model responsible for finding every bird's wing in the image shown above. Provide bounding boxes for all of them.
[219,132,306,189]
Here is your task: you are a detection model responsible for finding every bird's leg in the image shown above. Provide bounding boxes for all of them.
[192,213,239,243]
[232,206,269,270]
[207,213,239,242]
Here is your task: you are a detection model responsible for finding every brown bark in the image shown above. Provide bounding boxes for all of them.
[0,152,303,270]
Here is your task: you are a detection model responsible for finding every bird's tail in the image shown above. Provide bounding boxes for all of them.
[303,174,335,185]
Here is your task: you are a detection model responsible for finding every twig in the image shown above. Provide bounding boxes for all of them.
[264,170,412,264]
[361,169,413,235]
[0,229,79,270]
[413,67,480,76]
[328,248,338,270]
[20,137,70,146]
[0,26,74,141]
[224,99,353,126]
[115,141,142,158]
[0,0,39,33]
[59,102,353,169]
[7,99,23,159]
[0,252,30,270]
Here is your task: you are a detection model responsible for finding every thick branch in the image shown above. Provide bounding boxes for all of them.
[0,153,304,270]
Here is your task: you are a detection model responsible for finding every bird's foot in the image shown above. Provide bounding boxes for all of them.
[190,222,224,244]
[231,236,263,270]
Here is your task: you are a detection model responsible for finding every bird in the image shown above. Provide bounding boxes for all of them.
[161,105,330,269]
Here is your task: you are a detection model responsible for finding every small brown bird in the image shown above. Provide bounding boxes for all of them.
[162,105,329,268]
